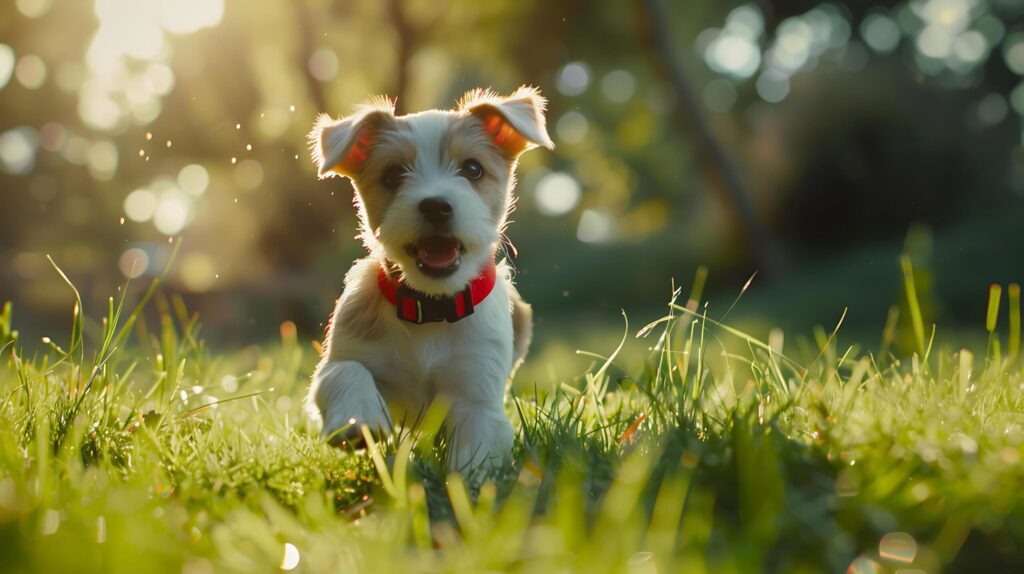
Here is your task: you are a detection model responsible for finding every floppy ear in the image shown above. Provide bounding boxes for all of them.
[459,86,554,157]
[308,97,395,179]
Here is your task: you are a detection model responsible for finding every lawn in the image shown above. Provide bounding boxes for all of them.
[1,258,1022,573]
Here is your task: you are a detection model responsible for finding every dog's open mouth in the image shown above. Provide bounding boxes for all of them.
[406,235,464,278]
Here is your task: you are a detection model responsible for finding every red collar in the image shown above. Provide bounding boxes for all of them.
[377,257,497,324]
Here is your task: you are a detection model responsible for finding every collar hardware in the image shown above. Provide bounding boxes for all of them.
[377,258,497,324]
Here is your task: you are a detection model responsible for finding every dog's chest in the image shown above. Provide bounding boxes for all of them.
[341,281,514,407]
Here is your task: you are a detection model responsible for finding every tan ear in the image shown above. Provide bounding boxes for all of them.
[459,86,554,157]
[308,96,395,179]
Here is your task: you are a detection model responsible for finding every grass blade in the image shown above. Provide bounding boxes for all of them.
[1008,283,1020,360]
[986,284,1002,334]
[900,255,926,356]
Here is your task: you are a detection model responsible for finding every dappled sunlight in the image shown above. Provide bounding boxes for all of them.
[83,0,222,131]
[1,0,1020,343]
[2,0,1024,569]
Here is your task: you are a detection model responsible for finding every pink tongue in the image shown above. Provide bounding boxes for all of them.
[418,242,459,269]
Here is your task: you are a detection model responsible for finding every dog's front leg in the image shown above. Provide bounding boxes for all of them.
[446,400,514,475]
[309,360,391,444]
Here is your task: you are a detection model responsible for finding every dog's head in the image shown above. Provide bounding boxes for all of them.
[309,87,553,296]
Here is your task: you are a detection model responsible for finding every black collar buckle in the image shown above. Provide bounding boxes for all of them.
[395,284,476,324]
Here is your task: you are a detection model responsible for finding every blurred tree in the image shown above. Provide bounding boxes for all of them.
[1,0,1023,343]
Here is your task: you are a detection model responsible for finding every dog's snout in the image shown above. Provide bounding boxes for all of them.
[418,197,453,224]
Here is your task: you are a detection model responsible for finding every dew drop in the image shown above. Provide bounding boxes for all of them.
[846,556,881,574]
[280,543,300,570]
[879,532,918,564]
[40,509,59,535]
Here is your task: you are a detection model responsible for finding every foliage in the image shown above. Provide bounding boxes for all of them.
[5,0,1024,340]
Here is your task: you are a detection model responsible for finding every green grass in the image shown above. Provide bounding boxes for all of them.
[1,261,1023,573]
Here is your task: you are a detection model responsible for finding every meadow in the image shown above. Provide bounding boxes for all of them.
[1,255,1022,573]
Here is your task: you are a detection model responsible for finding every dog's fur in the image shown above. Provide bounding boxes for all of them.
[305,87,552,472]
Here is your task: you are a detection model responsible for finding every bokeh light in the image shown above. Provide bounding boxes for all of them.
[601,70,637,103]
[555,111,589,145]
[61,135,90,166]
[158,0,224,34]
[14,55,46,90]
[756,70,790,103]
[845,556,882,574]
[178,164,210,196]
[1010,82,1024,116]
[977,93,1008,126]
[79,0,224,133]
[308,48,339,82]
[953,31,987,65]
[706,34,761,79]
[861,13,901,54]
[878,531,918,563]
[87,140,119,180]
[280,543,301,571]
[703,4,765,80]
[118,247,149,278]
[557,62,590,96]
[725,4,764,41]
[180,252,216,291]
[768,19,813,73]
[153,193,191,236]
[53,62,84,92]
[1004,33,1024,75]
[535,172,581,216]
[144,63,175,95]
[124,188,158,222]
[123,167,210,235]
[702,2,853,93]
[39,123,67,152]
[577,209,612,243]
[16,0,54,18]
[917,26,952,59]
[0,127,39,176]
[0,45,14,91]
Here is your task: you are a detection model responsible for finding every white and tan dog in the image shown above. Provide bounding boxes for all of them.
[306,87,553,472]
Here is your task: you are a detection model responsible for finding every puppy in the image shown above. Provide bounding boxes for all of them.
[306,87,553,472]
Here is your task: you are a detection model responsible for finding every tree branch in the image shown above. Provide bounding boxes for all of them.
[637,0,785,279]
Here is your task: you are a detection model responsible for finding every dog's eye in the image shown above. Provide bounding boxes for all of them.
[381,165,406,190]
[459,159,484,181]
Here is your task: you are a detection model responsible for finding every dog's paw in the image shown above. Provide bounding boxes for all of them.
[321,409,391,448]
[447,405,515,475]
[312,361,392,447]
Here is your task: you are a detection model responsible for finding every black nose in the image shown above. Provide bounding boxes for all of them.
[418,197,453,225]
